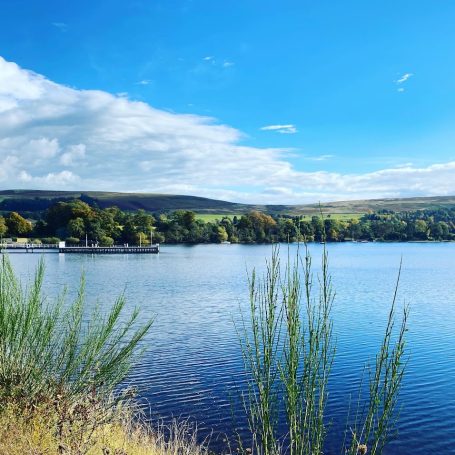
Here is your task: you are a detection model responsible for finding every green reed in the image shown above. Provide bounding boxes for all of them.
[239,251,282,455]
[239,246,408,455]
[344,262,409,455]
[0,254,153,407]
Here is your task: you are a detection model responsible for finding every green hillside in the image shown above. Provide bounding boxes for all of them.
[0,190,251,214]
[1,189,455,217]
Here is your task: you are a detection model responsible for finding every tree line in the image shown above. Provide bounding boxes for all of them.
[1,199,455,244]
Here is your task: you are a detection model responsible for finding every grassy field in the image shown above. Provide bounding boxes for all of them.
[194,213,362,222]
[292,195,455,214]
[194,213,236,221]
[300,212,363,221]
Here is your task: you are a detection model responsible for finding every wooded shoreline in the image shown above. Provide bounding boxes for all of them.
[1,199,454,246]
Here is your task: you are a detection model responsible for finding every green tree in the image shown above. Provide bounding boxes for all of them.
[324,219,341,241]
[45,200,92,233]
[311,216,324,242]
[122,218,138,244]
[99,208,122,239]
[0,216,7,239]
[134,209,155,233]
[153,231,165,243]
[5,212,32,236]
[172,210,196,229]
[414,219,429,240]
[217,226,229,242]
[277,218,298,242]
[67,217,86,238]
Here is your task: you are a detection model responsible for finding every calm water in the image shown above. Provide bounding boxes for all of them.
[7,243,455,454]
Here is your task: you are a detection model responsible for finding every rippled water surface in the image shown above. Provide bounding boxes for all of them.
[8,243,455,454]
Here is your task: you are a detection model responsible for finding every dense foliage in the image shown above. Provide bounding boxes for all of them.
[1,200,454,244]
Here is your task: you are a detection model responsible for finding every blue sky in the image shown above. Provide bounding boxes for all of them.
[0,0,454,203]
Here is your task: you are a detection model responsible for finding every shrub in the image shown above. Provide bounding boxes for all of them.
[153,231,165,243]
[0,255,153,408]
[99,235,114,246]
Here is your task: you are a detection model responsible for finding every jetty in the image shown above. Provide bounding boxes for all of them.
[1,243,159,254]
[60,245,159,254]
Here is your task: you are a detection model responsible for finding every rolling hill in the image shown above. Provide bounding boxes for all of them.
[1,189,455,217]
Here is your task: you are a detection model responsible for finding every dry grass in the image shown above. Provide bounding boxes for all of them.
[0,401,206,455]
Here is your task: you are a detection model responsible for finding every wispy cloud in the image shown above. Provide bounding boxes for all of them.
[396,73,413,84]
[136,79,152,85]
[306,154,334,161]
[202,56,234,69]
[395,72,413,92]
[52,22,68,32]
[260,124,298,134]
[0,56,453,204]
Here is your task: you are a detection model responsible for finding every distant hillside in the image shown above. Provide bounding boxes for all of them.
[1,189,455,217]
[0,190,254,215]
[290,195,455,215]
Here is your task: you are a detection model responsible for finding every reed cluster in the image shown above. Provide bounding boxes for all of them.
[239,245,408,455]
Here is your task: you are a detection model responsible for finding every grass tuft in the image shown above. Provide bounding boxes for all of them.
[0,401,207,455]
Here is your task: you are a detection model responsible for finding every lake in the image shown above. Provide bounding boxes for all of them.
[7,243,455,454]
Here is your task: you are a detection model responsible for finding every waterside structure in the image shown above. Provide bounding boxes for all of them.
[0,242,159,254]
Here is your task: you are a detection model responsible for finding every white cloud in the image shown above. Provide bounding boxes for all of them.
[397,87,405,92]
[17,169,78,185]
[396,73,413,84]
[0,56,453,204]
[40,170,79,185]
[24,137,61,161]
[223,61,235,68]
[261,124,298,134]
[136,79,151,85]
[203,56,214,61]
[60,144,86,166]
[18,170,33,182]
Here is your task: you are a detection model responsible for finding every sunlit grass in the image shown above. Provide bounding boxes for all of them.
[303,212,363,221]
[194,213,236,222]
[0,402,206,455]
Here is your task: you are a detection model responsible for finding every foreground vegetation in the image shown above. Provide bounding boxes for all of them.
[0,245,409,454]
[0,254,165,454]
[1,197,455,245]
[0,403,206,455]
[239,246,408,455]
